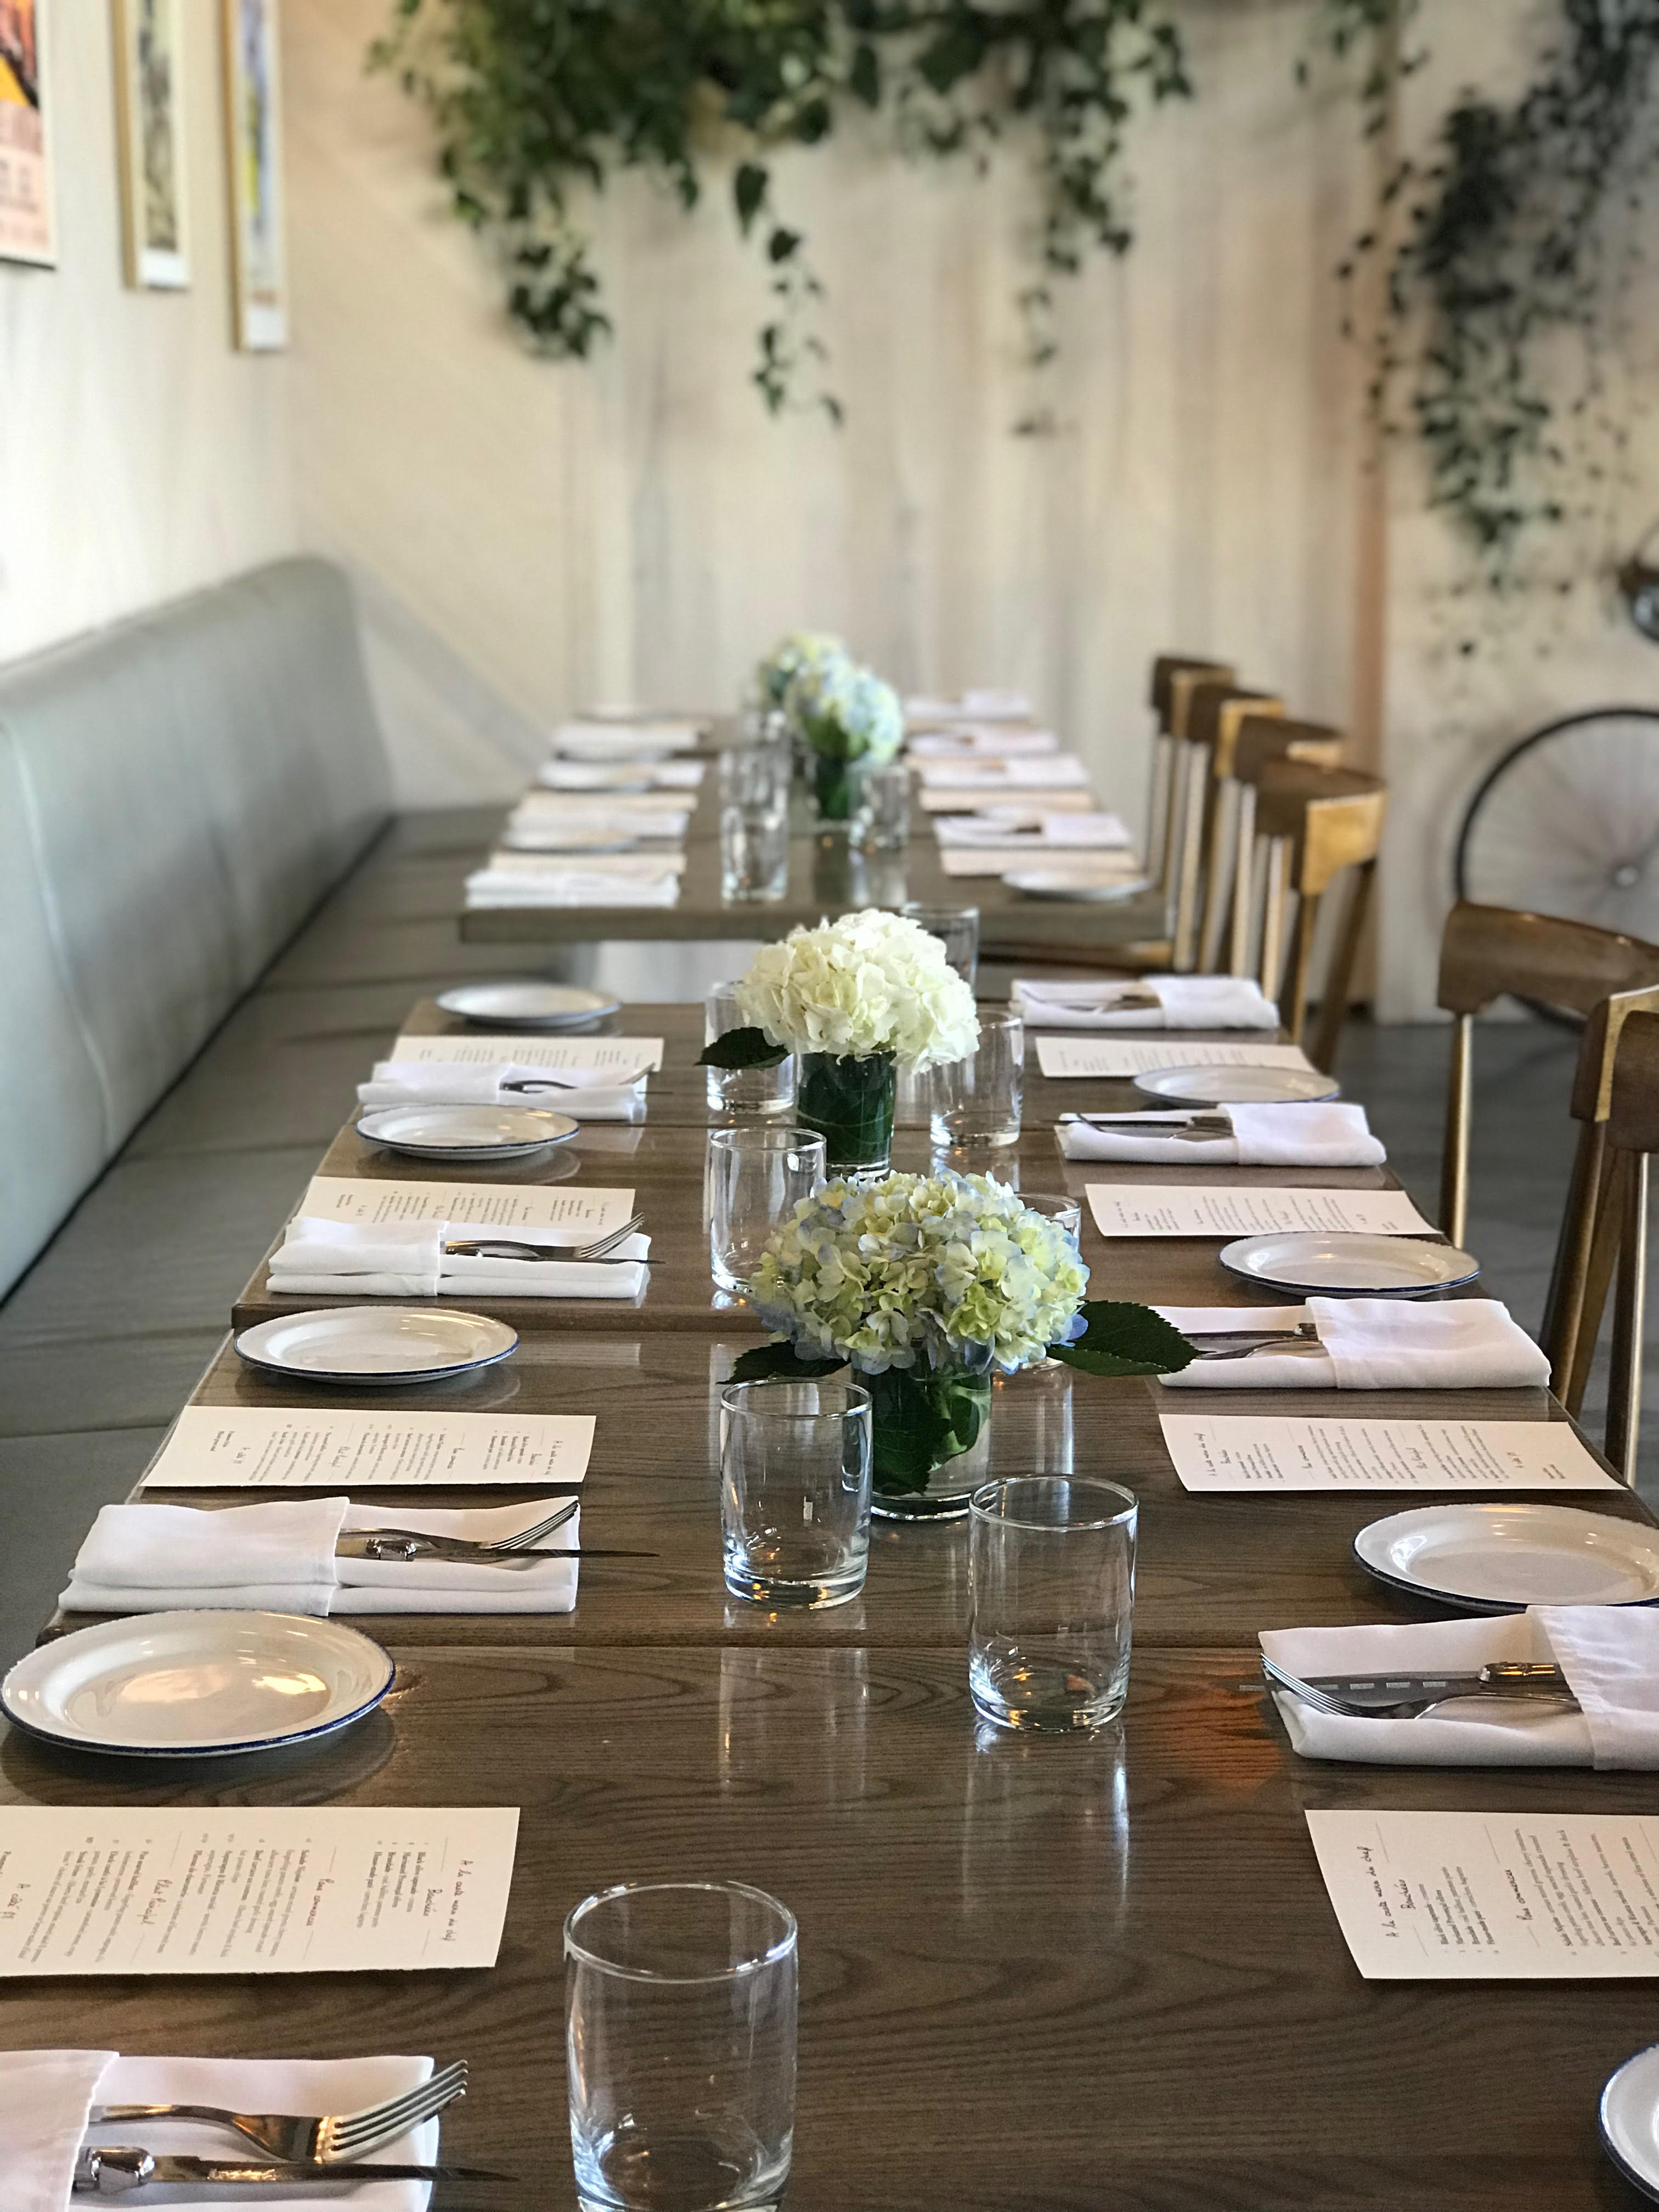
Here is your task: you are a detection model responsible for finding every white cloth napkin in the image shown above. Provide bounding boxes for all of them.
[466,868,681,909]
[63,1497,582,1616]
[917,755,1090,790]
[1017,975,1278,1029]
[537,759,703,791]
[1156,1297,1550,1390]
[3,2050,439,2212]
[268,1217,650,1299]
[1059,1102,1385,1166]
[906,691,1033,723]
[910,729,1060,758]
[1260,1608,1659,1768]
[935,811,1132,849]
[357,1059,648,1120]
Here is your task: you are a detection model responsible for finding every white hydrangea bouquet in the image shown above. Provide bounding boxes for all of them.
[732,1171,1192,1505]
[754,630,845,711]
[699,910,980,1171]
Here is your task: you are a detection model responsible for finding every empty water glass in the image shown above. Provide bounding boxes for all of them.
[969,1476,1137,1731]
[566,1880,798,2212]
[705,981,796,1118]
[901,900,979,985]
[721,1376,873,1607]
[708,1126,825,1292]
[720,804,789,902]
[719,743,791,816]
[860,762,911,851]
[931,1005,1024,1148]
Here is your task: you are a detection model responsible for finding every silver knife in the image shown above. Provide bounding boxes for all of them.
[336,1534,656,1565]
[75,2145,509,2192]
[1294,1663,1572,1709]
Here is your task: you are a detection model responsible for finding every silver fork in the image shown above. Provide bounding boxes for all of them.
[91,2060,467,2165]
[1261,1654,1578,1720]
[1062,1111,1234,1132]
[445,1212,645,1263]
[1190,1322,1323,1362]
[353,1498,578,1556]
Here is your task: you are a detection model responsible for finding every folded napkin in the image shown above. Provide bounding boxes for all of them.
[918,755,1090,790]
[537,759,704,791]
[1059,1101,1385,1166]
[936,811,1132,849]
[907,690,1033,723]
[1018,975,1278,1029]
[269,1217,650,1300]
[5,2049,439,2212]
[910,729,1060,759]
[466,868,681,910]
[1260,1607,1659,1768]
[1155,1297,1549,1391]
[501,820,691,851]
[63,1496,582,1616]
[357,1058,648,1120]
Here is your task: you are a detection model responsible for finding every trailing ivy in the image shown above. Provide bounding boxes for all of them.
[371,0,1190,421]
[1315,0,1659,572]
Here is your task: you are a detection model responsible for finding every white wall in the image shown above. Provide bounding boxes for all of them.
[0,2,296,663]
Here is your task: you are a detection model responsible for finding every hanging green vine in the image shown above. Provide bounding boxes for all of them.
[1314,0,1659,573]
[370,0,1190,422]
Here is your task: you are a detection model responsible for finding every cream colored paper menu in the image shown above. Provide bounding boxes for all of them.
[297,1176,636,1238]
[390,1032,665,1074]
[143,1407,594,1489]
[1036,1037,1316,1078]
[1308,1810,1659,1979]
[0,1808,518,1976]
[1086,1186,1431,1239]
[1160,1413,1618,1492]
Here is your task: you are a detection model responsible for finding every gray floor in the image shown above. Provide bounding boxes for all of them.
[0,953,1646,1667]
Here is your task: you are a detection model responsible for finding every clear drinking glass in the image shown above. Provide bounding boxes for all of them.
[719,744,791,816]
[705,981,796,1118]
[720,804,789,902]
[901,900,980,985]
[930,1006,1024,1148]
[721,1376,872,1607]
[860,762,911,851]
[968,1476,1137,1731]
[566,1880,798,2212]
[708,1126,825,1293]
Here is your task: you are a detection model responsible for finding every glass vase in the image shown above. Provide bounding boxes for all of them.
[811,753,866,834]
[869,1358,994,1520]
[798,1051,896,1176]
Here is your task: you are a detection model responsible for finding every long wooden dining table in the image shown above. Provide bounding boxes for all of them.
[7,998,1658,2210]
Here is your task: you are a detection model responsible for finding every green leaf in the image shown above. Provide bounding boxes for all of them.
[767,226,802,264]
[734,162,768,236]
[698,1026,789,1070]
[1047,1300,1195,1378]
[729,1343,845,1384]
[849,43,880,108]
[867,1367,956,1496]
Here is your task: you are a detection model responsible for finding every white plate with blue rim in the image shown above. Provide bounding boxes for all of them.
[1355,1502,1659,1612]
[1602,2042,1659,2200]
[1218,1231,1480,1297]
[1134,1064,1341,1105]
[2,1611,396,1759]
[356,1104,580,1161]
[235,1306,518,1386]
[433,980,622,1029]
[1005,869,1152,904]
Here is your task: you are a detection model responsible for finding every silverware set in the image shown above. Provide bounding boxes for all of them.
[1059,1110,1233,1142]
[1261,1654,1579,1721]
[445,1211,645,1263]
[336,1499,659,1569]
[1182,1320,1323,1363]
[78,2063,512,2192]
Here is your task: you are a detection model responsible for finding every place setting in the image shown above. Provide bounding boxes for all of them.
[433,980,623,1029]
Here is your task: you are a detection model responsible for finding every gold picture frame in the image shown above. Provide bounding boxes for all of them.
[114,0,188,290]
[0,0,56,268]
[222,0,284,348]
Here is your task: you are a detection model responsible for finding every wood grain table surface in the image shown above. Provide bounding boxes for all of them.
[4,1641,1657,2210]
[458,778,1170,952]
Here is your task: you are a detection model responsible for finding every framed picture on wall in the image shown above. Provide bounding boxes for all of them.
[221,0,284,348]
[114,0,188,289]
[0,0,56,268]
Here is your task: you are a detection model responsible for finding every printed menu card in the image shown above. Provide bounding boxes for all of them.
[1308,1810,1659,1979]
[142,1407,594,1489]
[1036,1038,1317,1079]
[297,1175,635,1238]
[0,1807,519,1976]
[1085,1186,1430,1239]
[392,1031,664,1073]
[1160,1414,1617,1492]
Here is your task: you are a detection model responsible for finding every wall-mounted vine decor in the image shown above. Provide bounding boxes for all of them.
[1316,0,1659,575]
[370,0,1191,421]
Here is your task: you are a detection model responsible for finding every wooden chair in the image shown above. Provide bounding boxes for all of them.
[1146,655,1234,901]
[1227,716,1345,978]
[1174,683,1284,974]
[1601,1008,1659,1481]
[1250,760,1386,1073]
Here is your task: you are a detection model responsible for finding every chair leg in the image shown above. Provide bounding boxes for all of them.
[1229,789,1257,977]
[1606,1150,1649,1485]
[1171,744,1209,972]
[1279,891,1322,1045]
[1565,1144,1627,1418]
[1309,859,1375,1077]
[1259,838,1289,1002]
[1438,1012,1473,1251]
[1542,1120,1605,1396]
[1198,778,1239,975]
